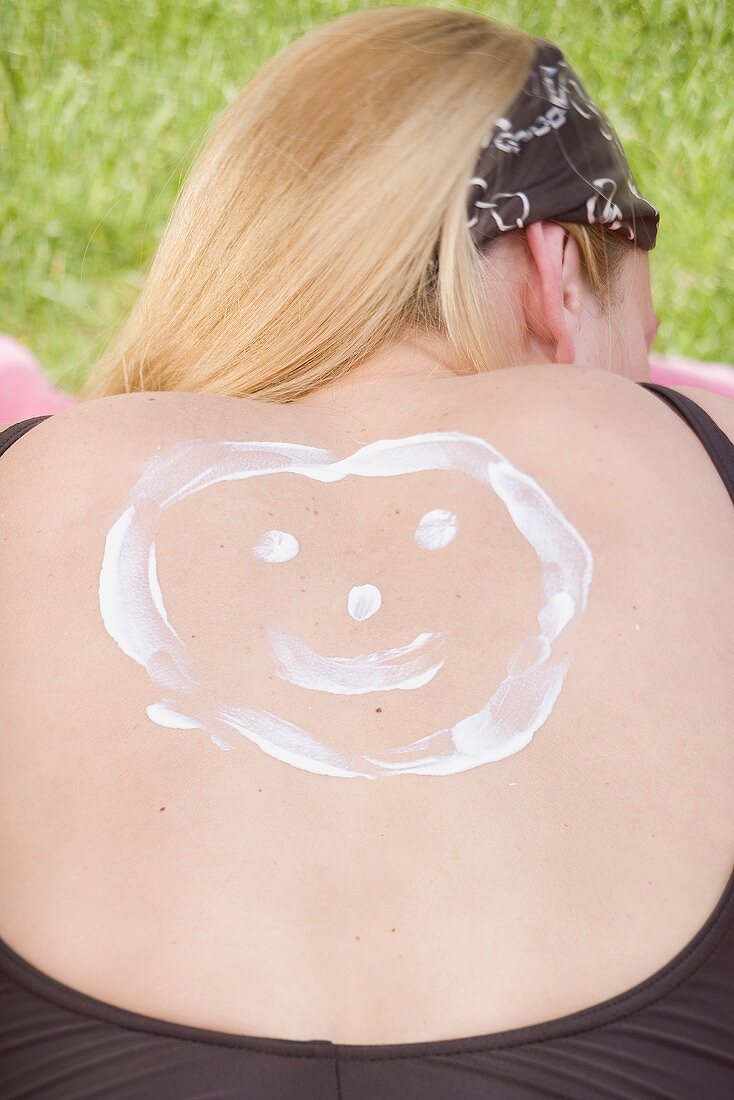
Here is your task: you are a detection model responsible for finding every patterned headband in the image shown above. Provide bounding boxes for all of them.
[466,40,659,250]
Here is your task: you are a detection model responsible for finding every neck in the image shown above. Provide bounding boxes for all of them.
[291,331,465,409]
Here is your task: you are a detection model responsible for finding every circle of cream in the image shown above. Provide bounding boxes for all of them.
[98,431,592,779]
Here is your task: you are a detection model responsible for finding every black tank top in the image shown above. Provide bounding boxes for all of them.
[1,383,733,1099]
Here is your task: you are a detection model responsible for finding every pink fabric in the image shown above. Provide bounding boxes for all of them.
[0,336,74,420]
[0,336,732,423]
[648,353,734,399]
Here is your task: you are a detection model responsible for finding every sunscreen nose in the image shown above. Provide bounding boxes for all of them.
[348,584,382,622]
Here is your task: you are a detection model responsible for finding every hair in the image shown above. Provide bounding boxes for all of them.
[80,5,631,405]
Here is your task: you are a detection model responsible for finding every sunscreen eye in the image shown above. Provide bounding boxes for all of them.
[414,508,458,551]
[252,529,300,563]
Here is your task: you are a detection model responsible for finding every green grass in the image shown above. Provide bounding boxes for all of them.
[2,0,732,394]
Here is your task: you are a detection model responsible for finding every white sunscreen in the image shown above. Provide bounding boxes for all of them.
[252,529,299,563]
[347,583,382,622]
[99,431,592,778]
[414,508,458,550]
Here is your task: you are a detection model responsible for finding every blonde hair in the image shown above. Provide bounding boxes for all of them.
[80,5,628,404]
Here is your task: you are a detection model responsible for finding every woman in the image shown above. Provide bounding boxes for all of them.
[1,6,732,1097]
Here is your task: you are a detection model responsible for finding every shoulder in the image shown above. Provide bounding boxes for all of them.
[0,388,309,544]
[0,393,198,534]
[455,364,678,451]
[444,367,734,518]
[0,391,200,473]
[650,383,734,439]
[480,364,734,442]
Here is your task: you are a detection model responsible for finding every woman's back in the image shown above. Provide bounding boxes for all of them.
[1,364,733,1067]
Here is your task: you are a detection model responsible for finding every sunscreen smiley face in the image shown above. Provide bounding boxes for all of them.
[99,431,592,778]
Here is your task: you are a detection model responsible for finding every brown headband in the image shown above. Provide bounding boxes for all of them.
[466,40,659,250]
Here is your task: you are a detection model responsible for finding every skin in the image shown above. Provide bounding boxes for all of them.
[0,223,733,1047]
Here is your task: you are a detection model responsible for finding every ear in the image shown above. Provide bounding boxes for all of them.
[521,221,584,364]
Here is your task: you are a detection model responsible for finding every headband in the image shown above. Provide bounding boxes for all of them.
[466,40,659,251]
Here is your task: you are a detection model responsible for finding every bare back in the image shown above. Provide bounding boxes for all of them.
[1,364,732,1044]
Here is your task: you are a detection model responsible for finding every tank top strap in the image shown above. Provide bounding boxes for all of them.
[0,416,52,460]
[639,382,734,507]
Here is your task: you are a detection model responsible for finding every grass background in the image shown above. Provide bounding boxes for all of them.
[2,0,732,395]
